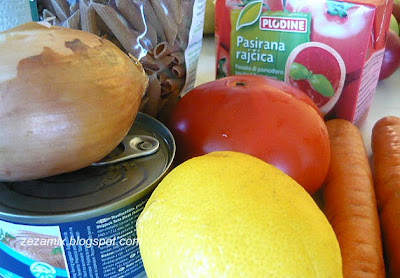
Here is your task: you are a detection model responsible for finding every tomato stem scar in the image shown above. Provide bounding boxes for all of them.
[235,81,247,87]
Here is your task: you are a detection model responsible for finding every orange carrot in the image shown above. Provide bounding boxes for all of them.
[372,116,400,278]
[323,119,385,278]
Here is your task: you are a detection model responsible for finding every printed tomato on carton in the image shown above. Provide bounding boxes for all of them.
[285,42,346,115]
[286,0,378,122]
[286,0,375,75]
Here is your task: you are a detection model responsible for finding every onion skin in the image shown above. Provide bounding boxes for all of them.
[0,22,148,182]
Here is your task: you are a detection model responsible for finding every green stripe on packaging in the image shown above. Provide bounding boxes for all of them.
[29,0,39,21]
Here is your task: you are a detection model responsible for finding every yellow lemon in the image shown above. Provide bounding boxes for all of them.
[136,151,342,277]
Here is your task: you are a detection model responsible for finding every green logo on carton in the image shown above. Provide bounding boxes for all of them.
[236,1,263,30]
[230,4,311,80]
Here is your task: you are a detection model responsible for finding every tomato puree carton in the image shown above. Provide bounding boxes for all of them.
[215,0,393,123]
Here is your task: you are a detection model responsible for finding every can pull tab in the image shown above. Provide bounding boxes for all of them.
[92,135,160,166]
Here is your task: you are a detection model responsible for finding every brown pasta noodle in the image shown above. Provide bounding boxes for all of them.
[116,1,159,48]
[165,0,183,25]
[62,9,80,29]
[115,0,146,34]
[138,95,149,111]
[152,42,168,58]
[140,55,160,71]
[157,56,175,70]
[79,0,99,34]
[50,0,70,22]
[177,0,195,48]
[153,42,181,59]
[92,3,145,58]
[70,2,79,14]
[141,0,166,42]
[171,51,185,65]
[157,89,181,121]
[172,64,186,78]
[95,11,114,36]
[144,26,158,48]
[148,0,178,44]
[37,0,199,122]
[143,74,162,117]
[144,69,156,78]
[157,71,172,85]
[145,23,161,46]
[153,42,168,58]
[157,98,169,115]
[162,78,185,93]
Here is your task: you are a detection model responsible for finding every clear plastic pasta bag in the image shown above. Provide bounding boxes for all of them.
[37,0,206,121]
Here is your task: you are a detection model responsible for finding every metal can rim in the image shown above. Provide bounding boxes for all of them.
[0,112,176,224]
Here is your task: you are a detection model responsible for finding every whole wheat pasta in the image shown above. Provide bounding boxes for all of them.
[146,23,161,46]
[140,55,160,71]
[115,0,158,48]
[172,64,186,78]
[143,68,155,77]
[138,95,149,111]
[143,74,162,117]
[170,51,185,65]
[165,0,183,25]
[157,89,181,122]
[115,0,158,47]
[95,11,114,36]
[62,9,80,29]
[92,3,147,58]
[142,0,166,42]
[79,0,99,34]
[157,98,169,116]
[115,0,146,34]
[161,87,170,96]
[162,78,185,93]
[50,0,70,22]
[88,0,109,4]
[108,0,157,50]
[156,56,175,70]
[138,35,154,52]
[153,42,181,59]
[149,0,178,44]
[177,0,195,48]
[70,2,79,14]
[157,71,173,85]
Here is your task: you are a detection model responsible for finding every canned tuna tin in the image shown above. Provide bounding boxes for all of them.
[0,113,175,278]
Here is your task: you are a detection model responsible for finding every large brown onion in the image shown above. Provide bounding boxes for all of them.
[0,22,148,182]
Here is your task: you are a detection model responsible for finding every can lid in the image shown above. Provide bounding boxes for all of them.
[92,134,160,166]
[0,113,175,224]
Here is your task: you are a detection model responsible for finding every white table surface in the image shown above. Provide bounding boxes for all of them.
[195,35,400,157]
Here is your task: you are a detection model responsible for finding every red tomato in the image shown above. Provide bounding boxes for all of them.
[167,75,330,195]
